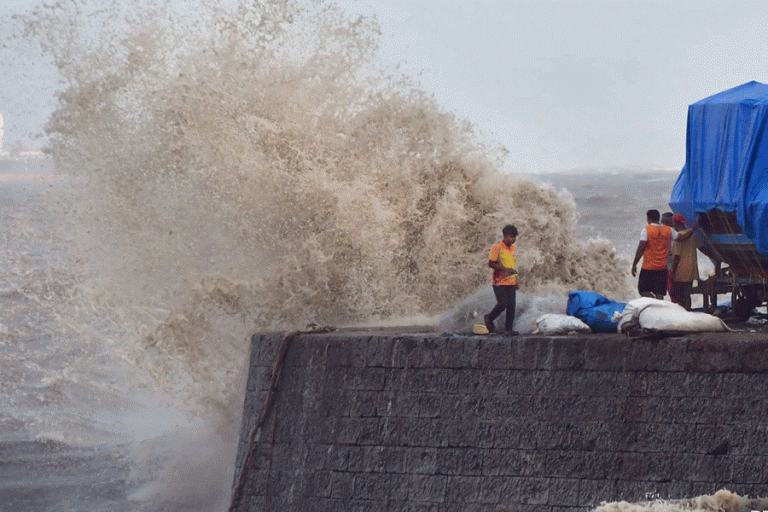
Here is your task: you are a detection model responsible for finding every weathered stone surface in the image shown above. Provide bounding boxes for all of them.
[231,328,768,511]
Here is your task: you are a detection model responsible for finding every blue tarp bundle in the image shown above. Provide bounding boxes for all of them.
[669,81,768,256]
[566,291,626,333]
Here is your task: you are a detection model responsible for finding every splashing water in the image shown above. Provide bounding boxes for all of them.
[2,0,638,509]
[593,489,768,512]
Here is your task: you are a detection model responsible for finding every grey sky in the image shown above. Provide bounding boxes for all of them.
[335,1,768,173]
[3,0,768,172]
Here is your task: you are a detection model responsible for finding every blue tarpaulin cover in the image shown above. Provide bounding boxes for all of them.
[566,291,626,333]
[669,81,768,256]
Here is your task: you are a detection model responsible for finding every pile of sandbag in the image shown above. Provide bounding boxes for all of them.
[532,314,592,335]
[615,297,729,333]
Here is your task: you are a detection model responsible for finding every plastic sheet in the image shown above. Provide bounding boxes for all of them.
[670,81,768,256]
[566,291,626,333]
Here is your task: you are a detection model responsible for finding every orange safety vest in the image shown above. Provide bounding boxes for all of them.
[642,224,672,271]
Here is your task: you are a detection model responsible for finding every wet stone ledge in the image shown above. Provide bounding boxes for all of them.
[230,328,768,512]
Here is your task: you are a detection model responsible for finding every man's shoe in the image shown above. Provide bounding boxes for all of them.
[484,314,495,333]
[506,330,519,336]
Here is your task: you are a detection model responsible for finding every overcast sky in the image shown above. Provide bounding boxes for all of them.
[3,1,768,172]
[335,0,768,173]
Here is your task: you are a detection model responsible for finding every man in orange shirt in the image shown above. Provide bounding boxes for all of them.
[484,224,519,335]
[631,209,695,298]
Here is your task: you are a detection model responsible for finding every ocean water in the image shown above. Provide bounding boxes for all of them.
[0,1,753,511]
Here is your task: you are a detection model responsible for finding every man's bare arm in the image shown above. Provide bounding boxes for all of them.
[631,240,648,277]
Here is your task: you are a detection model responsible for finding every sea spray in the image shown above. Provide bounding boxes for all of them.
[7,0,635,508]
[593,489,768,512]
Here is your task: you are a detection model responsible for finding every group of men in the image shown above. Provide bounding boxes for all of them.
[482,211,712,337]
[631,208,714,310]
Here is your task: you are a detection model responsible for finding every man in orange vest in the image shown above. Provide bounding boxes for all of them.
[631,209,696,299]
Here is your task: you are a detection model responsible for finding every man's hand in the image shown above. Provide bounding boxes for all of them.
[631,264,638,277]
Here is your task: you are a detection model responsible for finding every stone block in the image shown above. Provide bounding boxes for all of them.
[569,370,619,397]
[350,338,368,367]
[511,337,549,370]
[350,500,386,512]
[392,336,421,367]
[354,472,393,501]
[405,447,439,474]
[408,474,447,503]
[419,337,449,368]
[437,447,484,476]
[397,503,440,512]
[532,370,574,396]
[349,391,381,418]
[692,423,740,455]
[644,371,721,398]
[578,478,617,507]
[380,391,423,419]
[483,449,544,477]
[534,421,572,450]
[325,445,352,471]
[306,470,332,498]
[443,368,481,394]
[730,455,766,484]
[535,396,579,422]
[500,476,550,505]
[538,337,586,371]
[326,340,353,367]
[477,339,513,369]
[570,394,626,423]
[330,471,355,500]
[419,393,443,419]
[347,366,387,391]
[546,477,581,506]
[334,417,383,445]
[477,370,512,396]
[437,338,476,369]
[613,451,675,482]
[629,337,691,372]
[671,453,733,483]
[685,337,753,373]
[583,336,630,371]
[739,424,768,456]
[444,475,483,503]
[348,446,407,474]
[400,368,448,394]
[546,451,613,480]
[440,392,484,420]
[367,336,395,367]
[395,418,446,447]
[443,419,484,448]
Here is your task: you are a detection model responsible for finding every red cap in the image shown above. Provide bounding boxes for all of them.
[672,213,686,225]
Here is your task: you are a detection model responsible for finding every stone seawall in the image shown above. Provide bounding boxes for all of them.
[230,328,768,512]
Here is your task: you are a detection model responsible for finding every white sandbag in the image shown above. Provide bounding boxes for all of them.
[534,314,592,335]
[617,297,729,333]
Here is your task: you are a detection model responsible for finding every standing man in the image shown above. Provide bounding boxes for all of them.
[670,213,699,310]
[484,224,519,336]
[631,209,695,299]
[661,212,677,302]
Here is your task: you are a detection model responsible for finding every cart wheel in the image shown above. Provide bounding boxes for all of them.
[733,284,761,319]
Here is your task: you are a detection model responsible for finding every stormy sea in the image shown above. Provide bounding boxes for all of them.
[0,1,749,511]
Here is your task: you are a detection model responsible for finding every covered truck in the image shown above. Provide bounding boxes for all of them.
[669,81,768,317]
